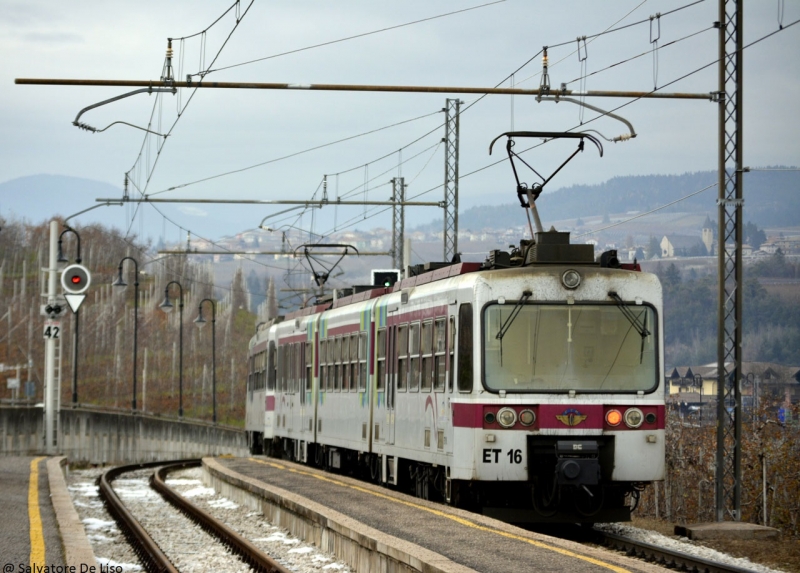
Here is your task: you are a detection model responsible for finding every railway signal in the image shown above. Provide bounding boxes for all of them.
[61,263,91,312]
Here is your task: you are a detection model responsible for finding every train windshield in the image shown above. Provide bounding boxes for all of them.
[483,303,657,393]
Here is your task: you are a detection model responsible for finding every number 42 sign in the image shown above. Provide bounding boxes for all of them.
[43,319,61,339]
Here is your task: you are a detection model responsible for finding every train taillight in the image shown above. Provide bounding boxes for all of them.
[605,409,622,426]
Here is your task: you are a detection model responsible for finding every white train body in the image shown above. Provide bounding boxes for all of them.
[246,235,664,522]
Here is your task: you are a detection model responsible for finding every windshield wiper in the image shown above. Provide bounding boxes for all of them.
[496,290,532,368]
[608,291,650,339]
[496,290,532,341]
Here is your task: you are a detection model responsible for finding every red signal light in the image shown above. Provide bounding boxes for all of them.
[72,276,82,284]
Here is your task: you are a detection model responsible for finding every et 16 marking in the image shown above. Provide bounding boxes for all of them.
[482,448,523,463]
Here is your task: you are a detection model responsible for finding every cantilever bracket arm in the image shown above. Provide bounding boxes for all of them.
[72,86,176,134]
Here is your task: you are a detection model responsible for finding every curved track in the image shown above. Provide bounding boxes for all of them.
[98,459,291,573]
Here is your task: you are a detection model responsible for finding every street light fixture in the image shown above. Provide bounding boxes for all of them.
[694,374,703,425]
[113,256,139,411]
[195,298,216,424]
[160,281,184,418]
[59,226,83,405]
[57,226,82,265]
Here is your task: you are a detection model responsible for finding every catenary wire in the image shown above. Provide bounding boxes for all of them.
[205,1,507,75]
[574,183,718,238]
[147,109,442,196]
[313,18,800,245]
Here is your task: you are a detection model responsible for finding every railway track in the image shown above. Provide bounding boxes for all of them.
[593,529,762,573]
[97,459,292,573]
[98,457,764,573]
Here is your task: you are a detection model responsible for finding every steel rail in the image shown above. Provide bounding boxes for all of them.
[152,461,292,573]
[98,460,182,573]
[14,77,713,100]
[596,530,760,573]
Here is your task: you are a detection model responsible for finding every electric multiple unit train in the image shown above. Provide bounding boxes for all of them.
[246,130,664,523]
[245,230,664,523]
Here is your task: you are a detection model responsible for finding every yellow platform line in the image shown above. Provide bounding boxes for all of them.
[29,456,47,567]
[249,457,630,573]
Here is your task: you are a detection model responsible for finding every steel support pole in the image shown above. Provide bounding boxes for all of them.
[391,177,405,270]
[715,0,744,522]
[71,311,79,404]
[443,99,460,262]
[44,220,58,454]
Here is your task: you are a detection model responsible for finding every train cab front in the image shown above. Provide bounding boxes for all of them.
[454,257,665,523]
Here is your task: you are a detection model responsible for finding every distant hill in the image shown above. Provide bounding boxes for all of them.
[0,174,124,225]
[422,169,800,231]
[0,174,262,240]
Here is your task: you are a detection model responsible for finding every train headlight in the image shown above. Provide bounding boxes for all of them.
[605,409,622,427]
[624,408,644,428]
[497,407,517,428]
[519,409,536,426]
[561,269,581,289]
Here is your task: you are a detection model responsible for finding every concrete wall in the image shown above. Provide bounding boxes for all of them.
[0,406,247,463]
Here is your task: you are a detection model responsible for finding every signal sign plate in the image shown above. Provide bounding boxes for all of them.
[43,320,61,339]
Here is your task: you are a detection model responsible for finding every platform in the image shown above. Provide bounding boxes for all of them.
[675,521,780,541]
[208,456,671,573]
[0,456,96,570]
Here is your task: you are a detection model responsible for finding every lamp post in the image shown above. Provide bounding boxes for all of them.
[113,257,139,411]
[58,226,82,405]
[195,298,216,423]
[695,374,703,425]
[159,281,184,418]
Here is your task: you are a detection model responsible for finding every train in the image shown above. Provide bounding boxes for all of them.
[245,230,664,523]
[246,130,664,523]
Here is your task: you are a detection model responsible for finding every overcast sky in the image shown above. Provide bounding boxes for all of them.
[1,0,798,243]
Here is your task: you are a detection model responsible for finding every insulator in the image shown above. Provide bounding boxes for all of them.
[613,133,632,143]
[542,54,549,67]
[166,47,173,58]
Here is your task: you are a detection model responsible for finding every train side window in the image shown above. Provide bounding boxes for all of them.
[278,344,285,392]
[376,328,386,392]
[358,332,368,392]
[305,342,312,392]
[397,324,408,392]
[421,321,433,392]
[292,343,299,394]
[319,339,327,392]
[342,334,350,392]
[350,333,359,392]
[448,316,456,392]
[332,336,340,392]
[247,356,252,394]
[409,322,420,392]
[434,317,446,392]
[457,303,473,392]
[287,344,293,393]
[268,342,276,391]
[328,338,336,392]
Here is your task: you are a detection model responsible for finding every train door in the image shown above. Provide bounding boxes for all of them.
[444,313,456,455]
[385,324,396,445]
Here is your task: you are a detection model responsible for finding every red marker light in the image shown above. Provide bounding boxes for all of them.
[72,276,82,284]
